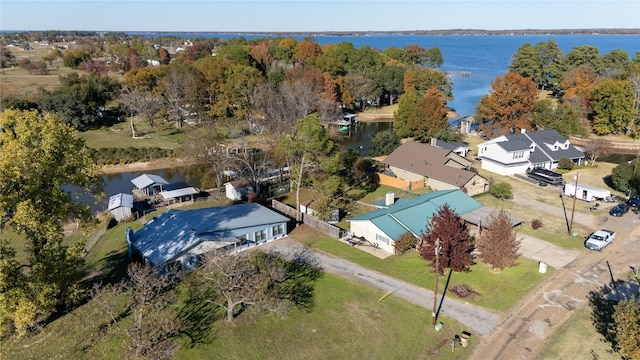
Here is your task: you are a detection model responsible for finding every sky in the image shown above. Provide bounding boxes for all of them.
[1,0,639,33]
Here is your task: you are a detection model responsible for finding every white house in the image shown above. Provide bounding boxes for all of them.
[126,203,289,270]
[477,129,585,176]
[108,193,133,222]
[348,190,522,254]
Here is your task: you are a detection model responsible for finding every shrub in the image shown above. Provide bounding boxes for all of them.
[558,158,574,170]
[393,232,418,255]
[489,182,512,199]
[531,218,543,230]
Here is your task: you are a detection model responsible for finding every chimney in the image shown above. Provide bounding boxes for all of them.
[430,137,437,146]
[521,128,526,134]
[385,192,395,206]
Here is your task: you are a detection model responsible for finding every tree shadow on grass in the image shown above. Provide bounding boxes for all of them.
[81,250,131,288]
[587,279,628,352]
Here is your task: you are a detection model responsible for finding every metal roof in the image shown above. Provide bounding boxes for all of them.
[130,203,289,267]
[349,190,483,239]
[108,193,133,210]
[131,173,169,189]
[160,187,199,200]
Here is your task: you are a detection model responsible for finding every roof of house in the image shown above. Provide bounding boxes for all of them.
[131,174,169,189]
[383,142,479,186]
[131,203,289,267]
[433,139,469,152]
[160,187,199,200]
[349,190,483,240]
[226,179,253,189]
[108,193,133,211]
[483,130,584,162]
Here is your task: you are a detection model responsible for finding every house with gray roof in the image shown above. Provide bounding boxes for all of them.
[477,129,585,175]
[430,138,470,157]
[126,203,289,270]
[348,189,522,253]
[383,141,489,196]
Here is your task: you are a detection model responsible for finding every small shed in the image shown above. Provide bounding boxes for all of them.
[108,193,134,222]
[564,183,611,202]
[225,179,254,201]
[131,174,169,197]
[160,186,199,204]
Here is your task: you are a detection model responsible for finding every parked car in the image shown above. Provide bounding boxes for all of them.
[584,229,616,251]
[628,195,640,207]
[609,203,630,217]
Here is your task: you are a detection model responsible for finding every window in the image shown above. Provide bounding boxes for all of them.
[255,229,267,241]
[376,233,390,245]
[272,223,284,236]
[513,151,524,159]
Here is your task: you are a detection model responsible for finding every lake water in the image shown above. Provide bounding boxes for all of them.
[100,34,639,211]
[142,33,640,119]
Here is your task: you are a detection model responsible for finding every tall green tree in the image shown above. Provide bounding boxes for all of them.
[591,78,638,135]
[369,129,401,157]
[565,45,602,73]
[37,72,121,130]
[280,115,338,222]
[533,99,585,137]
[0,109,102,338]
[509,40,564,91]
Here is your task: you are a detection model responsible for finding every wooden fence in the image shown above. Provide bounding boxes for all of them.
[271,199,343,239]
[377,173,424,190]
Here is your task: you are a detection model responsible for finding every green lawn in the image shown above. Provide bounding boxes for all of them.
[80,120,184,149]
[473,192,591,250]
[290,226,551,312]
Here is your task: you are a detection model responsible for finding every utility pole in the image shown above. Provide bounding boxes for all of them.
[569,171,579,235]
[432,238,441,326]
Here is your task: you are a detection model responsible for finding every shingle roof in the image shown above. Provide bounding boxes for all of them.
[131,203,289,267]
[349,190,483,239]
[433,139,469,152]
[383,142,479,186]
[497,138,532,152]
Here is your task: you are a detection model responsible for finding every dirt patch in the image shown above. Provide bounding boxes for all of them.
[100,157,191,174]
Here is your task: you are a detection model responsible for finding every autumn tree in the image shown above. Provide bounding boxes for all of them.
[591,78,638,135]
[477,72,537,136]
[477,210,520,271]
[612,298,640,359]
[0,110,102,338]
[561,64,598,122]
[394,88,449,141]
[418,204,474,275]
[281,114,338,222]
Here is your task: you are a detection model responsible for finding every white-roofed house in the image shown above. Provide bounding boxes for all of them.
[108,193,134,222]
[131,173,170,197]
[125,203,290,271]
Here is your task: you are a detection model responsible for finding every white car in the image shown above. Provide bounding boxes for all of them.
[584,229,616,251]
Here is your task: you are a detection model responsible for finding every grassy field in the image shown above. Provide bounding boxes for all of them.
[79,119,184,149]
[289,225,550,312]
[533,303,620,360]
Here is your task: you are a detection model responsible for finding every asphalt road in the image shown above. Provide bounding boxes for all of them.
[261,237,501,336]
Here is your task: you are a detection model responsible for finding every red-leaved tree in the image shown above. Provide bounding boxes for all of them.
[419,204,474,275]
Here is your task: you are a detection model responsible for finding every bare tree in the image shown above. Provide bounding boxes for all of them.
[195,249,322,323]
[585,137,612,166]
[477,210,520,271]
[91,263,181,360]
[120,87,163,137]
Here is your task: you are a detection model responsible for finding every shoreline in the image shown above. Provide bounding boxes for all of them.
[100,158,189,175]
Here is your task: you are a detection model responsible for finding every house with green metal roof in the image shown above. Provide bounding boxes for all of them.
[347,189,521,254]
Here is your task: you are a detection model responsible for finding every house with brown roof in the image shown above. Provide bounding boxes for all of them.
[383,141,489,196]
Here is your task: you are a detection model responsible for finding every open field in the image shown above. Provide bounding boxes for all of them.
[533,304,621,360]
